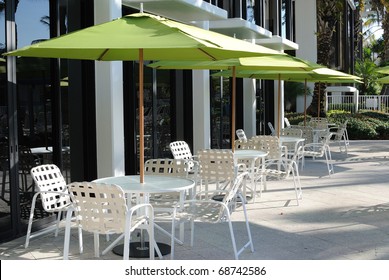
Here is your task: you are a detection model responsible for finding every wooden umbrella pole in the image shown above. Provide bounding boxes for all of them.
[277,74,281,137]
[139,49,144,183]
[317,82,321,118]
[304,78,307,126]
[231,66,236,152]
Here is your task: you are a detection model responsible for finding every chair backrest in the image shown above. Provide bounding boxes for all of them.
[169,141,193,160]
[250,136,282,160]
[30,164,70,212]
[144,158,189,178]
[284,117,291,128]
[236,129,247,142]
[280,127,303,137]
[267,122,276,136]
[68,182,127,234]
[198,149,236,182]
[291,125,314,144]
[334,120,349,140]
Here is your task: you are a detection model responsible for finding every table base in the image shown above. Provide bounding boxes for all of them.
[112,242,171,258]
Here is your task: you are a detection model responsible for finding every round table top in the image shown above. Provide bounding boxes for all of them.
[234,149,268,159]
[93,175,195,194]
[279,136,305,143]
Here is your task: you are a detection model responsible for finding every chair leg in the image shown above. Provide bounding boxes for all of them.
[25,193,39,248]
[63,207,74,260]
[93,232,100,258]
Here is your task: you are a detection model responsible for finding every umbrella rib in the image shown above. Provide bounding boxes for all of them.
[198,48,217,60]
[98,49,110,61]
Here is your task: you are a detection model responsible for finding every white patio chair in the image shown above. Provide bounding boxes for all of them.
[236,129,248,142]
[169,140,198,175]
[267,122,276,136]
[329,120,350,154]
[284,117,291,128]
[170,172,254,260]
[299,132,334,177]
[25,164,81,249]
[234,139,267,202]
[262,149,303,205]
[63,181,155,260]
[197,149,245,195]
[144,158,196,244]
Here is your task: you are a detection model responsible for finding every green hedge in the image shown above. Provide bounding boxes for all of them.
[285,111,389,140]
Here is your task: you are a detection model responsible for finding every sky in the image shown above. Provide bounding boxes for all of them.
[0,0,49,49]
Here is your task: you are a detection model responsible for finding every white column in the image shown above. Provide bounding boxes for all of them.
[94,0,125,178]
[193,70,211,153]
[242,78,256,138]
[192,21,211,153]
[295,0,317,113]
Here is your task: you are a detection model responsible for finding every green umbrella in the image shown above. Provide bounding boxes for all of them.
[4,12,282,182]
[377,76,389,83]
[148,55,320,146]
[213,68,362,127]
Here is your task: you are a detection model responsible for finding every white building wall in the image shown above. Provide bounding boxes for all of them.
[192,21,211,153]
[295,0,317,113]
[242,78,257,138]
[94,0,125,178]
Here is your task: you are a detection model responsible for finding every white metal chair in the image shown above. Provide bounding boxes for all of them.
[236,129,247,142]
[234,139,267,202]
[170,172,254,260]
[267,122,276,136]
[280,127,304,161]
[284,117,291,128]
[263,151,303,205]
[169,140,198,175]
[329,120,350,154]
[197,149,244,195]
[299,132,334,177]
[63,181,155,260]
[25,164,77,249]
[144,158,195,244]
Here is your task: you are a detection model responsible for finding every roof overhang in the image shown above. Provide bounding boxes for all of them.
[208,18,272,40]
[122,0,227,21]
[255,35,299,52]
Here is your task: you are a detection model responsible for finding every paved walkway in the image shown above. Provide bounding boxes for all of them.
[1,140,389,260]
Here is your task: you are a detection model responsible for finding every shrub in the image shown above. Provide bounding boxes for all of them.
[285,110,389,140]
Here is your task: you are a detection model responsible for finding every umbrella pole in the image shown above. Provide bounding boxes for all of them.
[317,82,321,117]
[304,78,307,126]
[277,74,281,137]
[139,49,144,183]
[231,66,236,152]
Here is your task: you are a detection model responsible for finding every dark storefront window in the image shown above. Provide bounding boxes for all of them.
[132,63,173,172]
[0,0,12,240]
[210,72,231,149]
[0,0,72,242]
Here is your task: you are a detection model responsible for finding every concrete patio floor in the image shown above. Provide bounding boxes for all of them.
[1,140,389,261]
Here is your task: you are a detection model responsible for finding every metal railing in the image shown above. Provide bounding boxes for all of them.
[326,95,389,113]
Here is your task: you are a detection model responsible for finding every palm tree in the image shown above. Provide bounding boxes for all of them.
[306,0,344,117]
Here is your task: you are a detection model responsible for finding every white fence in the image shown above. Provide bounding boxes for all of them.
[326,95,389,113]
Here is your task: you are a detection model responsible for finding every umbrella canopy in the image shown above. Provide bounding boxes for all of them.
[5,13,281,61]
[5,12,282,182]
[148,55,321,70]
[213,68,362,130]
[377,76,389,83]
[148,55,320,147]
